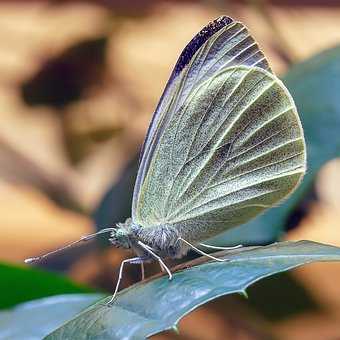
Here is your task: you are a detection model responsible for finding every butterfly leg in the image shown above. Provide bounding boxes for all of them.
[177,237,227,262]
[107,256,146,306]
[137,241,173,281]
[141,261,145,281]
[199,243,243,250]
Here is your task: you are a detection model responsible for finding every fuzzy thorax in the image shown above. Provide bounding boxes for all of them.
[109,218,190,259]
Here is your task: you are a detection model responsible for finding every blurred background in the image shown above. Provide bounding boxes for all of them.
[1,1,340,339]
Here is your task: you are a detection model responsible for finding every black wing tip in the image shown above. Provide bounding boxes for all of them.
[211,16,234,29]
[173,16,234,77]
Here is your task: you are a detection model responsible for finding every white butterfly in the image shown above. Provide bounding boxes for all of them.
[26,16,306,304]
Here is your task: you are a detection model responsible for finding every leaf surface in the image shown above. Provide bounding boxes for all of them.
[45,241,340,339]
[0,294,103,340]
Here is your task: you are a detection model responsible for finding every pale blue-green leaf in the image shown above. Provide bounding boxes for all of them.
[46,241,340,340]
[0,294,103,340]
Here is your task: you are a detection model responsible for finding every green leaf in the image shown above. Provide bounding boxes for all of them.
[0,262,92,309]
[213,45,340,245]
[0,294,103,340]
[45,241,340,339]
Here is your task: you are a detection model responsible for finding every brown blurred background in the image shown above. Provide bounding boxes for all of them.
[1,1,340,339]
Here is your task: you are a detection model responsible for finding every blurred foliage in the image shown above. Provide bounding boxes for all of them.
[21,37,108,109]
[94,156,138,231]
[247,272,319,321]
[0,262,92,309]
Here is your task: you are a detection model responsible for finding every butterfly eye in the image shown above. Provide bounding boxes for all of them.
[110,229,131,249]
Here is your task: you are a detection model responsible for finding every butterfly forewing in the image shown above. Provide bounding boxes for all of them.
[133,16,272,218]
[132,18,306,243]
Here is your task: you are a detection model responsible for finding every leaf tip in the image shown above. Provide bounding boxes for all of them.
[239,289,248,299]
[172,325,179,334]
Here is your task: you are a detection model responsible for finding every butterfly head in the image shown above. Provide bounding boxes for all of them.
[109,218,139,249]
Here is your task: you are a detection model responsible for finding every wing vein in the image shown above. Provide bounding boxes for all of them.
[172,72,269,205]
[182,171,300,218]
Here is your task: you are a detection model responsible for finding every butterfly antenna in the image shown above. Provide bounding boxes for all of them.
[24,227,116,264]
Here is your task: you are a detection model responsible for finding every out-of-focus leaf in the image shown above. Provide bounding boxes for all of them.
[247,271,319,320]
[21,37,108,108]
[213,45,340,245]
[93,156,138,232]
[0,294,103,340]
[45,241,340,339]
[0,262,92,309]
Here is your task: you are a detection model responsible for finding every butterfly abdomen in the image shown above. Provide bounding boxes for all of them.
[135,224,191,259]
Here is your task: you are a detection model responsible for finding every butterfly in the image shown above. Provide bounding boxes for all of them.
[26,16,306,304]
